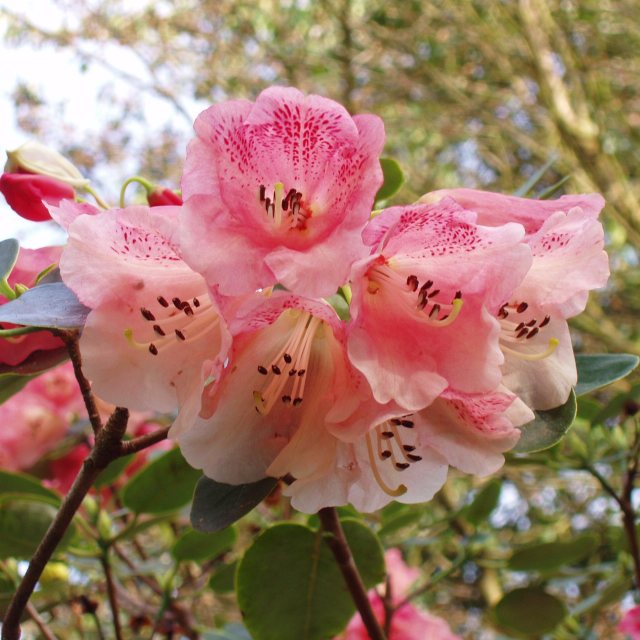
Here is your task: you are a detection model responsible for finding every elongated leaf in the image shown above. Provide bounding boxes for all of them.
[512,390,577,453]
[494,588,566,636]
[122,448,201,514]
[575,353,639,396]
[209,560,238,594]
[375,157,404,202]
[172,526,237,562]
[0,373,35,404]
[0,497,75,559]
[0,346,68,376]
[191,476,278,533]
[0,282,89,329]
[0,239,19,281]
[508,534,597,572]
[237,520,385,640]
[0,469,60,503]
[512,153,558,197]
[462,478,502,526]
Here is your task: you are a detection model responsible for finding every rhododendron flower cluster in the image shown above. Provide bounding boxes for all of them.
[4,86,609,514]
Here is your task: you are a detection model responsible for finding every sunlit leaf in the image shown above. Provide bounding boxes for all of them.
[172,526,237,562]
[375,157,404,202]
[0,469,60,503]
[191,476,278,533]
[237,520,385,640]
[0,282,89,330]
[575,353,639,396]
[512,390,577,453]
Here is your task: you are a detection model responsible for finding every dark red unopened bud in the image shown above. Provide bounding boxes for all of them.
[147,187,182,207]
[0,172,75,221]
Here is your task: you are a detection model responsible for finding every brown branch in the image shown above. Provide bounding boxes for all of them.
[25,602,57,640]
[59,330,103,434]
[120,426,170,455]
[100,553,124,640]
[318,507,386,640]
[1,408,129,640]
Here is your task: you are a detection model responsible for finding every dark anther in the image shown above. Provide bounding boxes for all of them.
[259,185,266,201]
[282,395,291,403]
[193,297,201,308]
[406,275,419,291]
[498,304,509,319]
[265,197,271,214]
[271,364,282,375]
[380,450,392,459]
[403,445,416,452]
[526,327,539,340]
[297,369,305,376]
[157,295,169,307]
[424,280,433,289]
[391,419,402,425]
[526,319,536,327]
[428,289,440,298]
[417,291,428,311]
[284,353,292,363]
[293,397,303,406]
[540,315,551,328]
[429,304,441,318]
[141,307,155,321]
[149,343,159,355]
[407,454,422,462]
[258,365,268,375]
[400,420,414,428]
[455,290,462,299]
[516,328,529,339]
[516,301,529,313]
[395,462,410,470]
[175,329,186,341]
[182,303,194,316]
[153,324,166,336]
[289,369,297,376]
[282,473,296,485]
[515,322,525,332]
[172,297,183,309]
[381,431,394,439]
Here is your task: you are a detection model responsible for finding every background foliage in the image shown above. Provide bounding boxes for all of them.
[1,1,639,638]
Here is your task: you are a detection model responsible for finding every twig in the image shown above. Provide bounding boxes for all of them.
[121,426,170,455]
[26,602,57,640]
[1,408,129,640]
[100,553,124,640]
[318,507,386,640]
[59,330,104,435]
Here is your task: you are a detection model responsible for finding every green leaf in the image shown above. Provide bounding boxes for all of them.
[512,390,577,453]
[0,239,19,281]
[94,454,133,489]
[0,373,35,404]
[122,448,201,514]
[172,526,237,562]
[375,157,404,202]
[190,476,278,533]
[0,282,90,329]
[0,469,61,503]
[203,625,252,640]
[0,497,75,559]
[237,520,385,640]
[494,588,566,636]
[575,353,639,396]
[462,478,502,526]
[512,153,558,197]
[209,560,238,594]
[507,534,597,572]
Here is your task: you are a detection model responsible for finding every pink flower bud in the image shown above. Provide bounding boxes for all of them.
[147,187,182,206]
[0,173,76,221]
[5,141,88,188]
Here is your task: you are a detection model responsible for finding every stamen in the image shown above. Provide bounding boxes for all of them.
[501,338,559,361]
[517,302,528,313]
[365,431,407,497]
[149,343,158,355]
[157,296,169,308]
[153,324,165,336]
[258,365,268,375]
[175,329,186,341]
[141,308,155,321]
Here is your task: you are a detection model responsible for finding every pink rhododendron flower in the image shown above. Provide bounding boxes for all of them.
[279,386,532,513]
[347,199,532,412]
[620,605,640,639]
[336,549,461,640]
[53,201,231,415]
[180,86,385,297]
[0,245,66,369]
[0,172,76,221]
[175,292,393,502]
[147,187,182,207]
[422,190,609,410]
[0,362,80,472]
